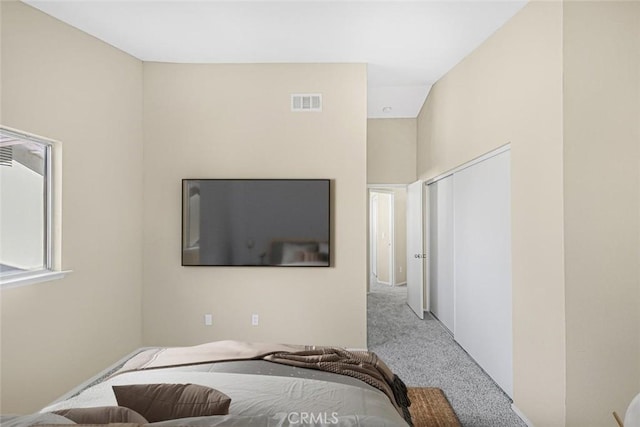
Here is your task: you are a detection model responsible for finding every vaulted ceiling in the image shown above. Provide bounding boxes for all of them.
[23,0,527,118]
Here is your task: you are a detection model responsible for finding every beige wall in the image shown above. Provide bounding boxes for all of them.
[417,2,566,425]
[0,0,143,414]
[142,63,367,348]
[563,2,640,425]
[367,118,417,184]
[0,4,367,411]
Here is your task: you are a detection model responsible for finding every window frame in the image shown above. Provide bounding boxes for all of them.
[0,126,68,289]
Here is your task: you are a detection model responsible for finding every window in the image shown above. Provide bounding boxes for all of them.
[0,127,66,288]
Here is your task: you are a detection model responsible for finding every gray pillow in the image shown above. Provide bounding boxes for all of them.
[112,383,231,423]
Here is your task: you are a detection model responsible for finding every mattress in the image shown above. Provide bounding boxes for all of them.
[17,355,410,426]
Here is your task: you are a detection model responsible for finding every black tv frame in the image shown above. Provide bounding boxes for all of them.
[181,178,331,267]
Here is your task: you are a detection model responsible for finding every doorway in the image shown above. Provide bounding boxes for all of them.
[367,186,407,290]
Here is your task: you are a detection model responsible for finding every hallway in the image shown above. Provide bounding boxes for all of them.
[367,282,526,427]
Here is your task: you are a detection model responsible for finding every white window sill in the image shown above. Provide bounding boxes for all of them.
[0,270,71,290]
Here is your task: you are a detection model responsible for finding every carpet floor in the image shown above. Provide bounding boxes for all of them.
[367,281,527,427]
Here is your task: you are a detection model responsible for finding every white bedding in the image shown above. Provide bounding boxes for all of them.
[40,370,408,426]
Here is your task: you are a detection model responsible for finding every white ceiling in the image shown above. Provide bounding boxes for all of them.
[23,0,527,118]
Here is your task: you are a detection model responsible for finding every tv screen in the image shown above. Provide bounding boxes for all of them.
[182,179,330,267]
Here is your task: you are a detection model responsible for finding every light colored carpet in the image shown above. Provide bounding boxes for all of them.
[367,281,527,427]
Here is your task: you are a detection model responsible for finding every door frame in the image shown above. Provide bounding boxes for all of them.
[370,193,378,283]
[369,189,394,286]
[368,184,404,288]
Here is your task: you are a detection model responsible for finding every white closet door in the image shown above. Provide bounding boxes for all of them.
[453,150,512,397]
[428,176,455,333]
[406,180,424,319]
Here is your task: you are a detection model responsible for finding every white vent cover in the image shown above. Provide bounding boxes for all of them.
[291,94,322,112]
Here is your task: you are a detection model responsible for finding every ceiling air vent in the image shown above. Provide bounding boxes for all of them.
[291,94,322,112]
[0,145,12,167]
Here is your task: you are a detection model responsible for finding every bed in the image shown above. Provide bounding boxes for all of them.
[3,341,412,426]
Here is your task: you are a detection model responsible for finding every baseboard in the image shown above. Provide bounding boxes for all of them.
[394,281,407,286]
[511,403,535,427]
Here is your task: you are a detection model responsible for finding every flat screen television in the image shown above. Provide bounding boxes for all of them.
[182,179,330,267]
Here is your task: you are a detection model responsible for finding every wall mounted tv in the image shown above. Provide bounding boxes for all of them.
[182,179,330,267]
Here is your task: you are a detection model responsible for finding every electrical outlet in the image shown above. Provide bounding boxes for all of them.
[204,314,213,326]
[251,314,259,326]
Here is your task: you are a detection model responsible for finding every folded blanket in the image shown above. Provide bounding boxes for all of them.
[264,348,412,426]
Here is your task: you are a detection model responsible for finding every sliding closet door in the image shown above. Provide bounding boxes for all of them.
[453,150,512,397]
[428,176,455,333]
